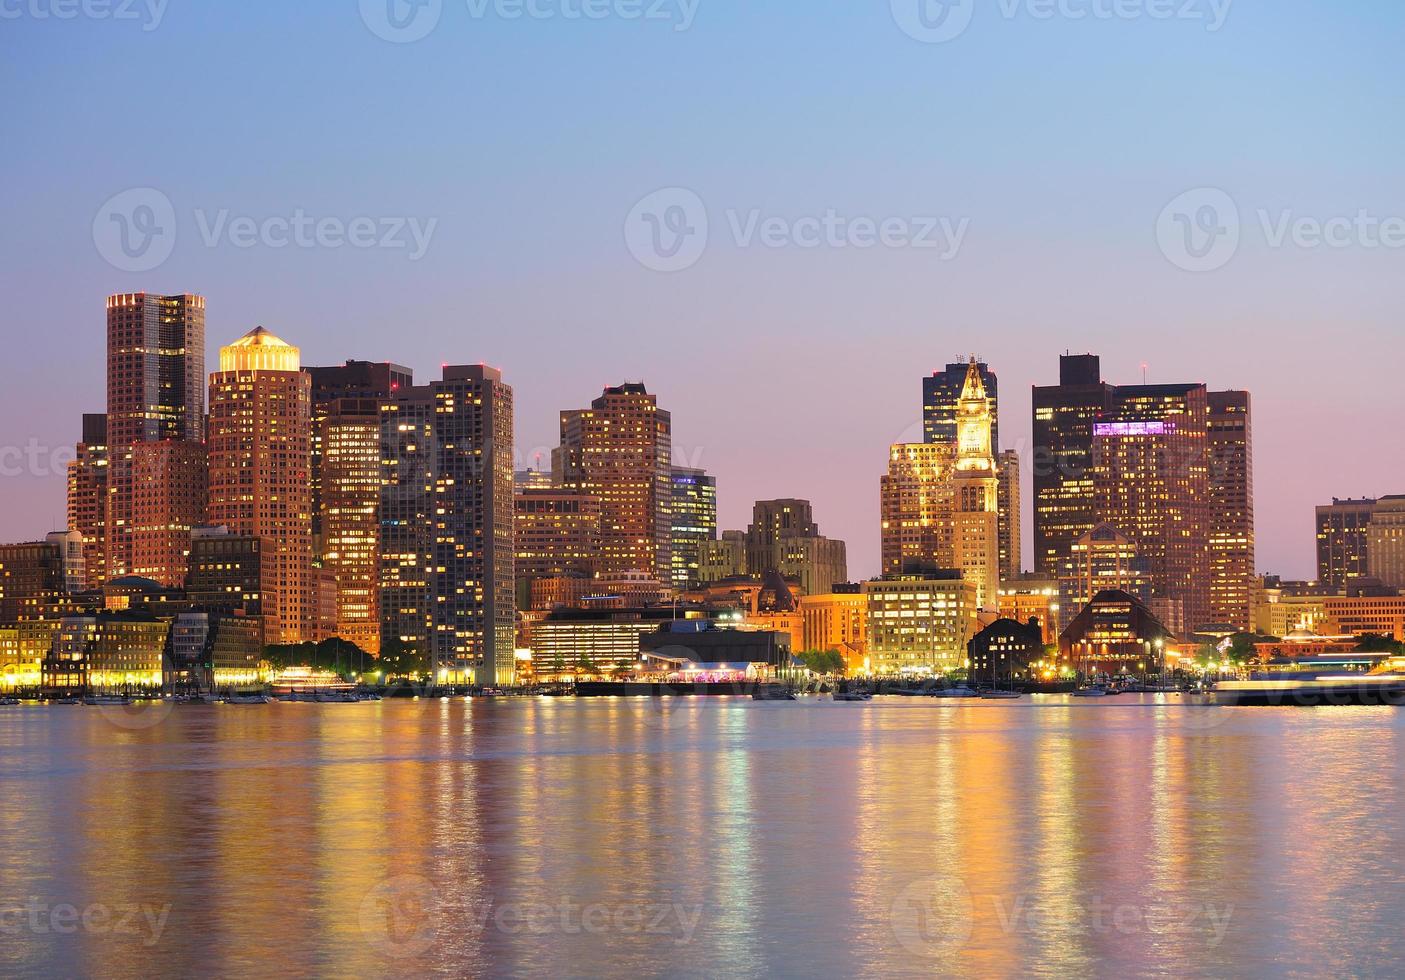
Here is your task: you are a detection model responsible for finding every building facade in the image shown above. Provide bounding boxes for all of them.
[670,467,717,590]
[129,439,208,588]
[1316,498,1377,591]
[1366,496,1405,591]
[557,384,672,581]
[380,366,516,684]
[105,293,206,579]
[207,327,315,646]
[67,413,109,589]
[951,361,1001,610]
[864,570,978,676]
[1207,391,1255,629]
[315,398,384,654]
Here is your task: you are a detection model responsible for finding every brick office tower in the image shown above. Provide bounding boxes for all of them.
[207,328,314,646]
[105,293,205,579]
[556,384,673,582]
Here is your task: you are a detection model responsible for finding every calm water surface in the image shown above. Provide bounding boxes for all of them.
[2,696,1404,978]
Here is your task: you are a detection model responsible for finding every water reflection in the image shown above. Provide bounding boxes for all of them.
[1,697,1404,977]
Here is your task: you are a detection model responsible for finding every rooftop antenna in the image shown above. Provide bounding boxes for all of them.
[1141,362,1149,384]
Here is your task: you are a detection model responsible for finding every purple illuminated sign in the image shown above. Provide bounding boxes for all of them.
[1094,421,1176,437]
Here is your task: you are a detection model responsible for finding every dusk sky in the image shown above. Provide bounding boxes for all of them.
[2,0,1402,579]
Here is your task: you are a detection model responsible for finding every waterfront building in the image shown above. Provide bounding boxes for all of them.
[1032,354,1114,576]
[315,398,384,654]
[129,439,207,588]
[379,366,516,685]
[207,328,315,645]
[639,621,792,676]
[798,590,868,667]
[1254,578,1332,638]
[1323,594,1405,642]
[997,575,1061,644]
[1316,497,1377,591]
[105,293,205,579]
[1092,382,1212,632]
[1059,589,1175,677]
[1207,391,1255,629]
[524,607,694,679]
[864,567,978,676]
[1366,496,1405,591]
[168,611,264,691]
[967,617,1046,684]
[42,611,169,695]
[557,384,673,581]
[67,413,109,589]
[0,539,73,621]
[670,467,717,590]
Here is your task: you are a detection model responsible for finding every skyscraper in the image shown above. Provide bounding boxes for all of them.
[380,366,515,685]
[105,293,206,579]
[1208,391,1255,629]
[1092,383,1211,633]
[557,384,672,582]
[67,413,109,589]
[951,360,1001,610]
[129,439,208,588]
[1317,498,1377,591]
[514,487,602,582]
[207,327,314,646]
[316,398,384,654]
[1031,354,1113,578]
[1367,496,1405,591]
[924,360,999,450]
[670,467,717,590]
[880,442,956,577]
[742,499,848,597]
[997,449,1022,580]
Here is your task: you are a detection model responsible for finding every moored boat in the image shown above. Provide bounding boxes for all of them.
[1211,673,1405,707]
[753,683,797,701]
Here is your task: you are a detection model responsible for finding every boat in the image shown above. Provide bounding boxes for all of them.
[832,689,873,702]
[227,692,273,705]
[753,683,798,701]
[313,689,360,703]
[1210,673,1405,707]
[977,690,1023,700]
[931,685,979,699]
[1071,686,1109,698]
[83,694,134,706]
[0,697,20,706]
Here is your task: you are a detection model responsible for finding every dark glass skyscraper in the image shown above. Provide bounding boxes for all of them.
[924,361,999,450]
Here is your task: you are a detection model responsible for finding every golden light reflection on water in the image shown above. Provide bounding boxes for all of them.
[2,697,1405,978]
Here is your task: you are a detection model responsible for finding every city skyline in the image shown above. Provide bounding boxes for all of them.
[5,4,1403,582]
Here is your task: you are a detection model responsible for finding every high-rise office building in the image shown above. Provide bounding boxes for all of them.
[557,384,672,581]
[880,442,956,577]
[865,568,978,676]
[514,488,602,582]
[0,539,72,621]
[105,293,205,579]
[1207,391,1255,628]
[924,360,999,450]
[1367,496,1405,591]
[304,360,412,552]
[207,327,314,646]
[186,526,263,619]
[951,361,1001,610]
[316,398,385,654]
[1092,383,1211,633]
[670,467,717,590]
[67,413,109,589]
[743,499,848,597]
[1316,498,1377,591]
[1058,523,1146,614]
[380,366,515,684]
[1031,354,1113,577]
[997,450,1022,580]
[129,439,208,588]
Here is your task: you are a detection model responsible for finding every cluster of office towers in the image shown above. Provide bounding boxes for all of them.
[883,354,1256,635]
[52,298,1260,689]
